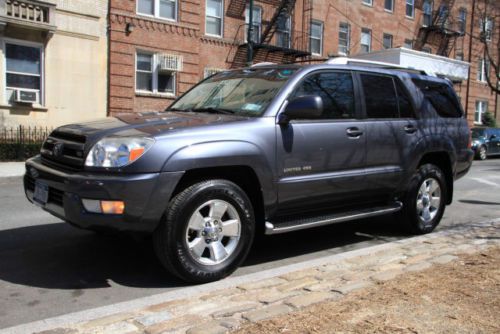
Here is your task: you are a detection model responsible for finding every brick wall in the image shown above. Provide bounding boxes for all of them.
[109,0,499,126]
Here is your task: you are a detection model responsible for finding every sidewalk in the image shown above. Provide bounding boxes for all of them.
[0,162,25,179]
[3,218,498,334]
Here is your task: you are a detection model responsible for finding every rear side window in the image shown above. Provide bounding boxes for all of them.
[360,74,398,118]
[412,79,462,118]
[292,71,355,119]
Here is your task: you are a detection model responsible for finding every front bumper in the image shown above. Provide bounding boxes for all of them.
[24,156,184,233]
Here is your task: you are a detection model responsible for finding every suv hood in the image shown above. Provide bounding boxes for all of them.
[54,111,246,142]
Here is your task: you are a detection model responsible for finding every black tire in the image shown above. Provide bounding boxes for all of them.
[475,145,487,160]
[153,179,255,283]
[399,164,447,235]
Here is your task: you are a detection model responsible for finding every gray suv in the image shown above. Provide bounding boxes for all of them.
[24,64,473,282]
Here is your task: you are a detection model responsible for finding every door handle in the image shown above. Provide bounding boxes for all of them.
[346,127,363,138]
[404,125,417,134]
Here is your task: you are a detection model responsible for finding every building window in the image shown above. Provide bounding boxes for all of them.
[310,21,323,55]
[5,42,43,105]
[383,33,393,49]
[423,0,432,26]
[384,0,394,12]
[136,52,175,95]
[338,22,350,55]
[480,17,493,41]
[362,0,372,6]
[276,15,291,48]
[406,0,415,18]
[206,0,223,37]
[404,39,413,49]
[455,52,464,61]
[137,0,177,21]
[361,28,371,53]
[458,8,466,35]
[422,47,432,53]
[245,5,262,43]
[475,101,488,124]
[477,58,490,82]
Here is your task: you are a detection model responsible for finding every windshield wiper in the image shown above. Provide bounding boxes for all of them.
[192,107,236,115]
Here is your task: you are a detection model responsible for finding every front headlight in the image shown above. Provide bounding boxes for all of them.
[85,137,154,168]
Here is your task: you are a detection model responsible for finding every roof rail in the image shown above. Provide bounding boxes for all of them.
[251,62,277,67]
[325,57,432,76]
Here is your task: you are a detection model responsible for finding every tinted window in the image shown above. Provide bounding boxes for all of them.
[361,74,398,118]
[395,80,415,118]
[412,79,462,118]
[292,71,355,119]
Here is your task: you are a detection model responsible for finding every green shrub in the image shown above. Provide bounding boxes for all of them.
[0,143,42,161]
[482,111,498,127]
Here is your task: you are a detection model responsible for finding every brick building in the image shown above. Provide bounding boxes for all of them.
[108,0,500,127]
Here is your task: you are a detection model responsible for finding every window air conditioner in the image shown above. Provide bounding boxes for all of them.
[158,54,183,72]
[14,89,39,104]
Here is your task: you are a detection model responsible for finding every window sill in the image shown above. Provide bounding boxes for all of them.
[136,91,176,99]
[0,103,48,111]
[405,16,415,21]
[384,9,394,14]
[204,33,223,39]
[361,3,373,7]
[136,13,177,24]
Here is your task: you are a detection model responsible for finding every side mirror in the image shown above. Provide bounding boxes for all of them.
[278,96,323,125]
[490,134,497,140]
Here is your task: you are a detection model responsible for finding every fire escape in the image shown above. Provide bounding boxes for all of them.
[227,0,313,68]
[414,0,462,57]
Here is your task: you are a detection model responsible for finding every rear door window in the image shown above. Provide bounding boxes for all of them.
[395,80,415,118]
[412,79,462,118]
[360,74,399,119]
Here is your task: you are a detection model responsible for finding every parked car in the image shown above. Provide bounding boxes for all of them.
[24,63,473,283]
[471,127,500,160]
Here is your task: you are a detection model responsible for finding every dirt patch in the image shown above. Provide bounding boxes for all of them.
[234,246,500,334]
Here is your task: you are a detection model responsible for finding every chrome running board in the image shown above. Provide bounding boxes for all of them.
[265,202,402,235]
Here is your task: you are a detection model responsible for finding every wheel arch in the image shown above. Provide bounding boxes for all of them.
[170,165,267,235]
[417,152,454,205]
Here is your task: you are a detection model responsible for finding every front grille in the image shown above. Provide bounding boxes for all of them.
[41,130,87,170]
[49,188,64,206]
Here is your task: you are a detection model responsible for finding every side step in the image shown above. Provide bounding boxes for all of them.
[265,202,403,235]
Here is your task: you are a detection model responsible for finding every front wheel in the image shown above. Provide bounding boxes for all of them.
[476,146,487,160]
[399,164,447,235]
[153,179,255,283]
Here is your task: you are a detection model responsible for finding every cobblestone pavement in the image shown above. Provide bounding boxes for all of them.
[6,219,499,334]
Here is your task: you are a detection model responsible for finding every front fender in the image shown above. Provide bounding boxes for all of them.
[161,140,276,208]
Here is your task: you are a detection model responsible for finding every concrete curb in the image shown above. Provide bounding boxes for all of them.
[2,218,499,334]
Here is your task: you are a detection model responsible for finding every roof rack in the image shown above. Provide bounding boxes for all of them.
[325,57,432,76]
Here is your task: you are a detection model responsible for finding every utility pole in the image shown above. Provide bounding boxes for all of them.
[246,0,254,66]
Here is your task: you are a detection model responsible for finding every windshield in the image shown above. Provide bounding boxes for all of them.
[168,68,298,117]
[471,128,485,138]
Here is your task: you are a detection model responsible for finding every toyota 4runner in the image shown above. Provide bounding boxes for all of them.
[24,63,473,283]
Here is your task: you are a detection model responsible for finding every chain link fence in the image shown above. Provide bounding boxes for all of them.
[0,126,52,161]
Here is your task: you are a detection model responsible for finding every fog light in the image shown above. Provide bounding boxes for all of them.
[82,199,125,214]
[101,201,125,214]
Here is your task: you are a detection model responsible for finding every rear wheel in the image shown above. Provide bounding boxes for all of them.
[153,179,255,283]
[400,164,447,234]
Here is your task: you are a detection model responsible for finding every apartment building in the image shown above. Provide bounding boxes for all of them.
[0,0,108,128]
[109,1,499,126]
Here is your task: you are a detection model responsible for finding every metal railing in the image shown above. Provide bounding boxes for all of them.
[0,125,52,161]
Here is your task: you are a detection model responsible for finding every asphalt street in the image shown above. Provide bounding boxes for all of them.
[0,159,499,329]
